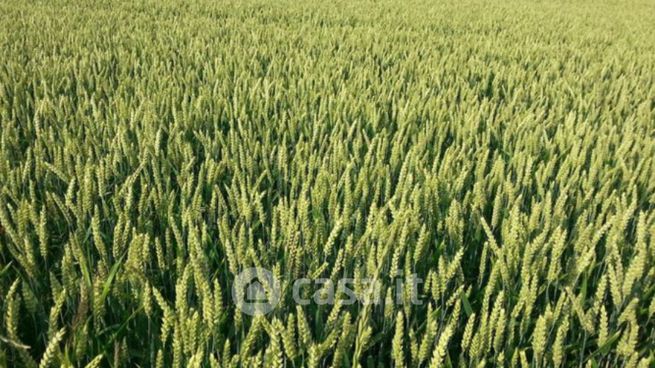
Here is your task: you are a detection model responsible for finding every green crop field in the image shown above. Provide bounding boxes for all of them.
[1,0,655,367]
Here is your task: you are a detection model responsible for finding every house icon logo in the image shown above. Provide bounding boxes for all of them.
[246,278,268,302]
[232,267,280,316]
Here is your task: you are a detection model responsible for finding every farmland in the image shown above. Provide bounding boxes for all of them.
[1,0,655,367]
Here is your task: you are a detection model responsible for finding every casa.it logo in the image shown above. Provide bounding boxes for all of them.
[232,267,281,316]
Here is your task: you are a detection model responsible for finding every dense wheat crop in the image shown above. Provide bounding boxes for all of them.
[1,0,655,366]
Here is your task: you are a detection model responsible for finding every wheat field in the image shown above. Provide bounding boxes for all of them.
[1,0,655,367]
